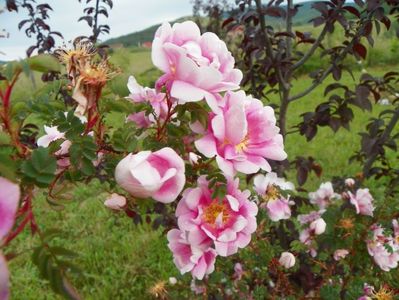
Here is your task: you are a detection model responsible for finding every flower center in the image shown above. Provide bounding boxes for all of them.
[263,185,280,202]
[203,201,230,226]
[235,136,249,153]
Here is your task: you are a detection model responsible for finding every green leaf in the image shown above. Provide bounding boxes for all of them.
[21,147,57,187]
[27,54,61,73]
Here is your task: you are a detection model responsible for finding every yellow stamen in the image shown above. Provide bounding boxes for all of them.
[235,135,249,153]
[203,201,230,226]
[373,286,393,300]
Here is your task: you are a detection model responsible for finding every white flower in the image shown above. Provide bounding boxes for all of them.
[279,252,295,269]
[310,218,326,235]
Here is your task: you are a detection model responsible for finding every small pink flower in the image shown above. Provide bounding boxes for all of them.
[195,91,287,176]
[254,172,294,222]
[152,21,242,112]
[188,152,200,165]
[176,176,258,257]
[126,76,168,128]
[233,262,243,280]
[366,225,399,271]
[55,140,72,169]
[167,228,216,280]
[345,178,355,187]
[297,210,324,225]
[309,182,339,209]
[37,126,65,147]
[333,249,349,261]
[261,198,292,222]
[279,252,295,269]
[115,148,185,203]
[104,193,127,211]
[310,218,326,235]
[349,188,374,217]
[0,177,20,300]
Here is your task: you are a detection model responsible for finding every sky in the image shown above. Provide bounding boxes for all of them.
[0,0,312,60]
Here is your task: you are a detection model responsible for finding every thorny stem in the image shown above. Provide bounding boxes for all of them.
[156,91,175,141]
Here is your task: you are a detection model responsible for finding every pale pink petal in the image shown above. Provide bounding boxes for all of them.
[0,177,20,240]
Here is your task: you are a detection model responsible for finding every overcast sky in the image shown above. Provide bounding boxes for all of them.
[0,0,310,60]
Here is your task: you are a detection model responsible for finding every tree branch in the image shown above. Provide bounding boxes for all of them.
[292,24,329,70]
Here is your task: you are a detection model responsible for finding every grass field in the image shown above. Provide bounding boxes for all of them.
[7,47,398,299]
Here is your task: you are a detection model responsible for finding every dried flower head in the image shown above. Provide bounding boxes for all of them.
[372,285,394,300]
[148,281,168,299]
[55,40,95,79]
[79,60,118,87]
[337,218,355,230]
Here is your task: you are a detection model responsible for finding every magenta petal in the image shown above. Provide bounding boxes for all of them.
[0,177,20,241]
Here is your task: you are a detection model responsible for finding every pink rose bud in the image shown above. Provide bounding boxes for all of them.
[168,277,177,285]
[279,252,295,269]
[310,218,326,235]
[188,152,200,165]
[104,193,127,211]
[115,147,185,203]
[345,178,355,187]
[333,249,349,261]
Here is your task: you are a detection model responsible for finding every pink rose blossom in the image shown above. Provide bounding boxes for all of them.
[349,188,374,217]
[310,218,326,235]
[279,252,296,269]
[104,193,127,211]
[126,76,169,128]
[333,249,349,261]
[233,263,244,280]
[152,21,242,112]
[261,197,292,222]
[309,182,339,209]
[0,177,20,300]
[167,229,217,280]
[345,178,355,187]
[254,172,294,222]
[297,210,325,225]
[115,148,185,203]
[37,125,65,147]
[176,176,258,257]
[366,224,399,271]
[195,91,287,176]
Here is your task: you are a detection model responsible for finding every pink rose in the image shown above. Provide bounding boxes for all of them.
[115,148,185,203]
[279,252,296,269]
[152,21,242,112]
[126,76,169,128]
[333,249,349,261]
[37,125,65,147]
[310,218,326,235]
[195,91,287,176]
[349,188,374,217]
[104,193,127,211]
[167,228,216,280]
[0,177,20,300]
[309,182,339,209]
[176,176,258,257]
[254,172,294,222]
[366,224,399,271]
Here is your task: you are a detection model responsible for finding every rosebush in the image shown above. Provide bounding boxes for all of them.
[0,12,399,300]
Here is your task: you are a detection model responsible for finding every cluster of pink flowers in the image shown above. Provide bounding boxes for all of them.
[366,221,399,271]
[114,21,287,280]
[168,176,258,279]
[0,177,20,300]
[298,210,326,257]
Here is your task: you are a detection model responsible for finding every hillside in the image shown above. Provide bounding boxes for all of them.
[105,1,329,47]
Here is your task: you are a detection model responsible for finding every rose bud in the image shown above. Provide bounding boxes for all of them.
[310,218,326,235]
[279,252,295,269]
[115,147,185,203]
